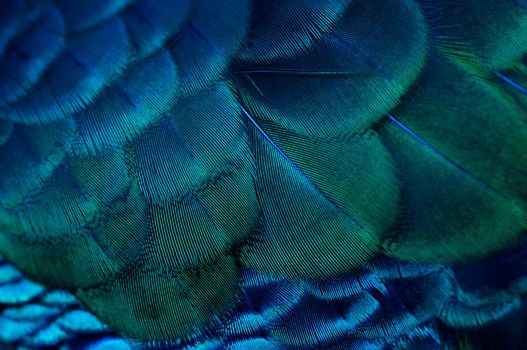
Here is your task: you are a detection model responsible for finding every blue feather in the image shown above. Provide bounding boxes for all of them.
[1,0,527,348]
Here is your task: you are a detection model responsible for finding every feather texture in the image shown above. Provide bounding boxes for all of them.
[0,0,526,347]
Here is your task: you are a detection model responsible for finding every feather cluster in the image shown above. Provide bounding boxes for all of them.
[0,0,526,344]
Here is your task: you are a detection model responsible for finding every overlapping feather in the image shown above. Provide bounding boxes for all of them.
[0,0,526,347]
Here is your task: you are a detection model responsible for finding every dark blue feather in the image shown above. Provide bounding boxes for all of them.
[0,0,527,348]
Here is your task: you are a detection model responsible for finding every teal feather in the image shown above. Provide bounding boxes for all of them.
[0,4,64,106]
[121,0,191,60]
[0,0,527,348]
[236,0,354,63]
[0,17,129,124]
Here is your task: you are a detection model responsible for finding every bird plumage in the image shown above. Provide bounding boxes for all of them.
[0,0,526,348]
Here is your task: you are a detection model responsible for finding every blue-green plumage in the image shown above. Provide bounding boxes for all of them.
[0,0,527,348]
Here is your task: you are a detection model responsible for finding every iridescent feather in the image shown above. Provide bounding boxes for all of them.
[0,0,526,348]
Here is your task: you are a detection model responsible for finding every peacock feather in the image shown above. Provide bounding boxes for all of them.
[0,0,527,348]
